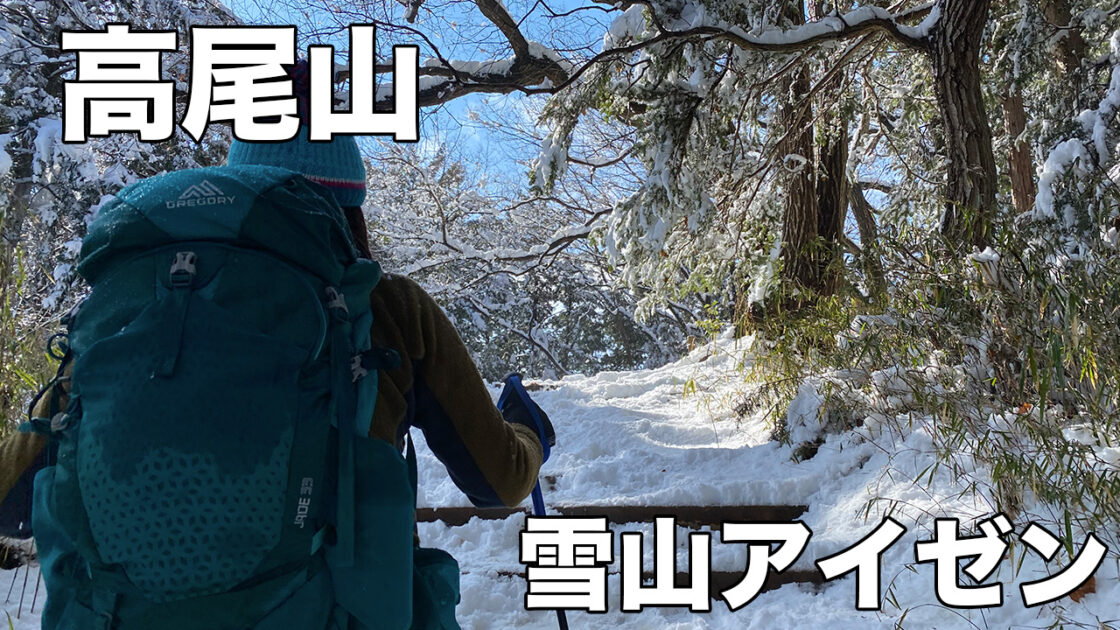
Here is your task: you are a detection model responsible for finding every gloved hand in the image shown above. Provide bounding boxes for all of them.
[498,374,556,461]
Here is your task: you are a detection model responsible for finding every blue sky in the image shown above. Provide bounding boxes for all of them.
[222,0,555,169]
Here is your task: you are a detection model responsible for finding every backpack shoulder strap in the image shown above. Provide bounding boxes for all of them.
[406,432,419,509]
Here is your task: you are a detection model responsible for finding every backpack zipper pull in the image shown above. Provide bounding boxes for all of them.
[325,287,349,316]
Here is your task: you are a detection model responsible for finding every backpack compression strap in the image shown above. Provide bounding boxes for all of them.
[328,286,402,567]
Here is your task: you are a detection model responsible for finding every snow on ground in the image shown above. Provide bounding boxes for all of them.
[419,334,1120,629]
[4,334,1118,629]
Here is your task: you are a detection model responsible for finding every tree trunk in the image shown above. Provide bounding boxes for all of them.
[929,0,997,251]
[777,1,848,306]
[816,111,848,297]
[778,61,821,303]
[1001,89,1036,214]
[1041,0,1087,100]
[848,182,888,300]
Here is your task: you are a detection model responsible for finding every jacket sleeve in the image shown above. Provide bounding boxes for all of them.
[367,274,543,508]
[0,373,62,536]
[0,431,47,537]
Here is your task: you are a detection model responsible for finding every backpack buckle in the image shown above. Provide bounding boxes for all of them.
[350,349,401,382]
[50,412,71,432]
[326,287,349,315]
[350,355,368,382]
[170,252,197,287]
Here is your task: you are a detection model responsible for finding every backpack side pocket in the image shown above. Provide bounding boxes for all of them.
[328,436,415,630]
[411,546,461,630]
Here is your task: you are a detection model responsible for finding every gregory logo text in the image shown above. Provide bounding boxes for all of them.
[166,180,235,208]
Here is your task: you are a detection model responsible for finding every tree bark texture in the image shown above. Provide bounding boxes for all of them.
[1041,0,1087,101]
[815,111,848,297]
[1001,89,1036,214]
[808,0,849,299]
[776,1,850,305]
[929,0,997,251]
[778,61,822,301]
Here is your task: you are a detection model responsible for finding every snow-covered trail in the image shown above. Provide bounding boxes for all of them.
[418,338,1120,629]
[416,341,848,511]
[4,336,1119,629]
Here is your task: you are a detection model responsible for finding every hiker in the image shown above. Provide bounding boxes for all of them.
[0,60,555,629]
[223,60,555,510]
[224,130,556,506]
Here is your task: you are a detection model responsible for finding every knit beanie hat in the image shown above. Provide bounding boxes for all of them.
[226,60,366,207]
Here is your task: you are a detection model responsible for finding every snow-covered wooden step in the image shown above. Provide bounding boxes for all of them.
[422,505,824,593]
[489,567,824,595]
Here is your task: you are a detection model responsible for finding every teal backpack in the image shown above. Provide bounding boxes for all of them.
[25,165,458,629]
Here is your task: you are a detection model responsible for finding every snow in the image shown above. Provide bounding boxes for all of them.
[419,42,573,86]
[4,334,1118,628]
[969,247,1000,264]
[747,14,854,45]
[31,117,61,177]
[1078,54,1120,166]
[441,57,517,78]
[526,41,575,76]
[1037,28,1120,222]
[532,133,568,189]
[39,263,72,311]
[897,3,940,40]
[746,238,781,307]
[784,380,824,445]
[0,133,11,178]
[600,3,933,60]
[30,118,97,183]
[604,5,649,49]
[783,152,808,172]
[412,335,1119,629]
[1034,138,1090,220]
[715,4,915,50]
[1106,226,1120,248]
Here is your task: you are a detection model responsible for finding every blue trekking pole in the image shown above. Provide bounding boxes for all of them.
[498,374,568,630]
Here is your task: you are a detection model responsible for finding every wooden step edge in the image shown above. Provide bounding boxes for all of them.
[416,505,810,528]
[486,568,825,598]
[416,506,528,526]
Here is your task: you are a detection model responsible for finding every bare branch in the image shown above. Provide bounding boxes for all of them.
[465,296,569,375]
[370,2,930,108]
[474,0,531,58]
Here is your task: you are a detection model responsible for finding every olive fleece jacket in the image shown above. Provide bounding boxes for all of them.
[0,273,543,514]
